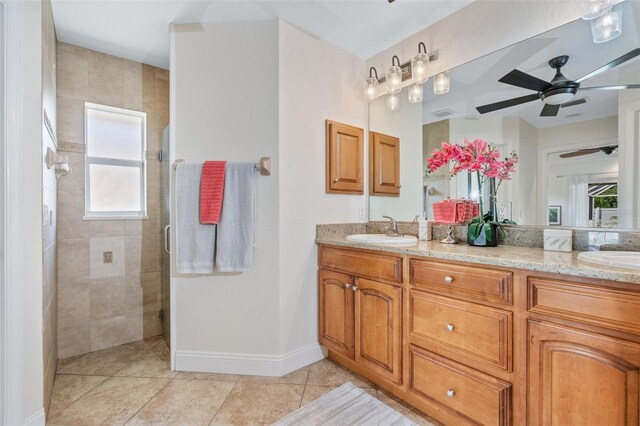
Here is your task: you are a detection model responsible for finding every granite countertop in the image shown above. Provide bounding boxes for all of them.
[316,236,640,284]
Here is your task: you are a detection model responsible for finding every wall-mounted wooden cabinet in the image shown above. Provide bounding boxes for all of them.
[325,120,364,194]
[369,131,400,196]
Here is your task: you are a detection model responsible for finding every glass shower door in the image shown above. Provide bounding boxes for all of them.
[160,126,170,346]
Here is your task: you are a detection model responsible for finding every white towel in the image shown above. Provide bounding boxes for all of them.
[216,163,256,272]
[176,163,216,274]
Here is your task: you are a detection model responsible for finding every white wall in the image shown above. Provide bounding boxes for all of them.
[517,119,539,224]
[278,20,366,354]
[172,20,281,360]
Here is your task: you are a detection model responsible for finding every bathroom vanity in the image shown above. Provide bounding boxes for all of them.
[316,238,640,425]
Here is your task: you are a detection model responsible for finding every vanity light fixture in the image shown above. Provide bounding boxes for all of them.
[433,71,450,94]
[412,42,430,84]
[591,4,623,43]
[365,67,380,101]
[386,55,403,94]
[408,83,423,103]
[582,0,613,19]
[387,93,400,111]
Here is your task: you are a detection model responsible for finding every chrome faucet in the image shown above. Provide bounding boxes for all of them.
[382,215,402,237]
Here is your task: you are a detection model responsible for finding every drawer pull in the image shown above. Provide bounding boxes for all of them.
[352,285,358,292]
[446,324,455,332]
[444,276,454,284]
[447,389,456,398]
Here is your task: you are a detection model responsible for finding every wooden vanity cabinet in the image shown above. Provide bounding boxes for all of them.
[318,269,354,358]
[325,120,364,194]
[369,131,400,196]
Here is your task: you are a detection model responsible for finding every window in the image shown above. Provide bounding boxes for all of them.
[85,103,147,218]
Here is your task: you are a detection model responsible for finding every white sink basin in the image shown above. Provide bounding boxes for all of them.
[346,234,418,246]
[577,251,640,272]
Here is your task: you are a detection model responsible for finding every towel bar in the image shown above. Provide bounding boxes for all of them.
[172,158,272,176]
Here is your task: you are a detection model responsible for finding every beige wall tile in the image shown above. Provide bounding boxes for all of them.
[125,272,159,315]
[142,64,157,115]
[90,315,128,351]
[88,50,125,108]
[89,236,125,279]
[57,96,85,144]
[90,220,125,237]
[146,112,158,153]
[57,42,88,100]
[124,59,143,111]
[143,310,159,338]
[125,235,159,275]
[59,238,90,282]
[58,193,90,239]
[156,78,170,132]
[125,313,144,343]
[57,152,85,198]
[43,186,57,249]
[59,280,90,328]
[43,242,58,306]
[156,68,169,81]
[90,276,127,321]
[58,323,91,358]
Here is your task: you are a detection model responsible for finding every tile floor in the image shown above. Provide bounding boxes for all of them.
[47,337,437,425]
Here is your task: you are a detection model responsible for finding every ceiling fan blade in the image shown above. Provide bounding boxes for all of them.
[580,84,640,90]
[559,148,602,159]
[476,93,539,114]
[561,98,587,108]
[499,69,553,92]
[575,48,640,83]
[540,103,560,117]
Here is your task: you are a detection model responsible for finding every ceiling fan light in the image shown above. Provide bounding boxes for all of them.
[408,83,423,103]
[387,93,400,111]
[543,92,575,105]
[591,5,622,43]
[582,0,612,20]
[433,71,450,95]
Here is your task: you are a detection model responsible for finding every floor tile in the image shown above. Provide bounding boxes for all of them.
[377,390,440,426]
[306,359,376,388]
[114,344,176,379]
[301,384,376,407]
[56,342,145,376]
[48,374,110,416]
[47,377,170,425]
[127,379,235,425]
[173,371,243,382]
[210,382,304,425]
[236,365,309,385]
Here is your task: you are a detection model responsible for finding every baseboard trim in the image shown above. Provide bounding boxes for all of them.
[24,408,45,426]
[175,343,326,377]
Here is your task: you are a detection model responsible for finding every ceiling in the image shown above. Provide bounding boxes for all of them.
[422,0,640,129]
[51,0,473,70]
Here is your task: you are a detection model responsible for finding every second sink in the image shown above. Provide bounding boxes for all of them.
[346,234,418,246]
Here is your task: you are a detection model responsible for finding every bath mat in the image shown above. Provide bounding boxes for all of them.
[272,382,415,426]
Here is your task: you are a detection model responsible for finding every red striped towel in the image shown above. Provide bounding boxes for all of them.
[200,161,227,224]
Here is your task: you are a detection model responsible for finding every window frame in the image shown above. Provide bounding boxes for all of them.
[84,102,148,219]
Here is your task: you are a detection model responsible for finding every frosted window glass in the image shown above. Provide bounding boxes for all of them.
[89,164,141,212]
[87,108,143,161]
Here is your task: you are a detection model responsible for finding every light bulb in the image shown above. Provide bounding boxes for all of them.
[364,76,379,101]
[412,52,429,84]
[433,71,450,95]
[408,83,423,103]
[386,93,400,111]
[591,5,622,43]
[582,0,612,20]
[386,65,402,94]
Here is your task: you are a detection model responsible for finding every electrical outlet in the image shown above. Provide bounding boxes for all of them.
[103,251,113,264]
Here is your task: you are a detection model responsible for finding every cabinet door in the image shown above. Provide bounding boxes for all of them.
[355,278,402,384]
[369,131,400,196]
[528,320,640,425]
[326,120,364,194]
[319,269,355,358]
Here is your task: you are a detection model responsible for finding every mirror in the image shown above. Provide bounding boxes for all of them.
[369,1,640,230]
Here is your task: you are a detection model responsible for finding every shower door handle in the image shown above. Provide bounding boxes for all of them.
[164,225,170,255]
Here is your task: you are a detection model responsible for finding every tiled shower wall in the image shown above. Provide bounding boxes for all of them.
[56,42,169,358]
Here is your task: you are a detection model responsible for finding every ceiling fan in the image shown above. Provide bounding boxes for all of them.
[476,48,640,117]
[559,145,618,159]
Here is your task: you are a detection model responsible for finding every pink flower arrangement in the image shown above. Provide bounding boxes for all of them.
[426,138,518,216]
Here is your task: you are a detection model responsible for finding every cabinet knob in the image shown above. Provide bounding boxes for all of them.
[352,285,358,292]
[333,178,339,183]
[344,283,351,289]
[446,324,455,332]
[444,276,454,284]
[447,389,455,398]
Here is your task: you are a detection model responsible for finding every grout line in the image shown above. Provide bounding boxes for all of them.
[208,380,240,426]
[47,374,110,419]
[122,373,174,425]
[297,367,312,409]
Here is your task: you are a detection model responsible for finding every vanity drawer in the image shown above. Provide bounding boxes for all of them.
[319,246,402,283]
[409,291,512,370]
[410,259,512,305]
[528,277,640,334]
[409,345,512,426]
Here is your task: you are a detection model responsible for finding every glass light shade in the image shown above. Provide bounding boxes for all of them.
[591,6,622,43]
[582,0,612,19]
[411,52,430,84]
[408,83,423,103]
[433,71,450,95]
[364,76,379,101]
[386,93,400,111]
[543,92,575,105]
[386,65,402,94]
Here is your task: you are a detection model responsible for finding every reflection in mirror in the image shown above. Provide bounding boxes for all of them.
[369,1,640,230]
